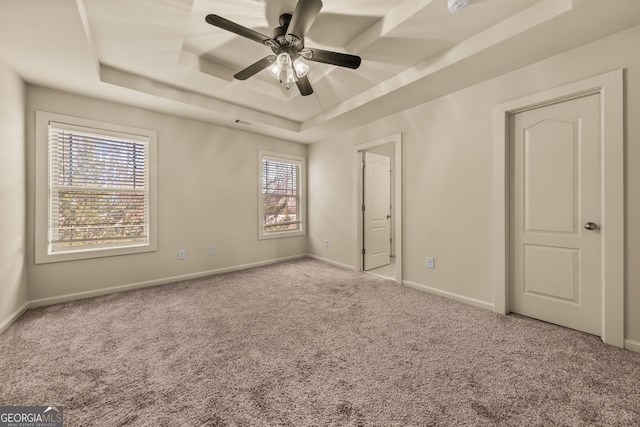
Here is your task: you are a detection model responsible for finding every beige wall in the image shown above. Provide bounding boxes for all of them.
[0,60,28,330]
[308,25,640,345]
[26,87,307,302]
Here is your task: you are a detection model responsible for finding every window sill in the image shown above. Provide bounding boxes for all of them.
[258,230,306,240]
[35,242,157,264]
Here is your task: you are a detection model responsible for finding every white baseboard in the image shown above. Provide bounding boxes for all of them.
[28,254,307,309]
[306,254,354,271]
[0,302,29,335]
[402,280,494,312]
[625,339,640,353]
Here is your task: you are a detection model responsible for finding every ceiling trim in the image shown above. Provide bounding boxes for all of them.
[347,0,437,53]
[178,49,235,82]
[99,64,302,133]
[74,0,100,75]
[177,49,296,101]
[302,0,574,130]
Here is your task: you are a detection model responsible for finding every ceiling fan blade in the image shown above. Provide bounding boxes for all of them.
[306,48,361,69]
[234,56,276,80]
[296,76,314,96]
[286,0,323,43]
[205,14,274,46]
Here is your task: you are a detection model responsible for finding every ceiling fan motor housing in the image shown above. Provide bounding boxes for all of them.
[271,14,304,57]
[273,14,292,42]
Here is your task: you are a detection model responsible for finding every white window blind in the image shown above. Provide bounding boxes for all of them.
[262,156,301,233]
[48,121,150,253]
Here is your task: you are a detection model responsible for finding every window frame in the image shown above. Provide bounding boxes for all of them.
[35,111,157,264]
[258,150,306,240]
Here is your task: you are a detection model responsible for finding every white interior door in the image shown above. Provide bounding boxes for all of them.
[510,93,602,336]
[363,152,391,271]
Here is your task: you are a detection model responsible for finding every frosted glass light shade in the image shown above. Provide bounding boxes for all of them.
[267,53,289,80]
[267,62,282,79]
[267,53,304,89]
[293,58,309,78]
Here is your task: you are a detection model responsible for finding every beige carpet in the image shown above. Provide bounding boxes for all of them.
[1,258,639,426]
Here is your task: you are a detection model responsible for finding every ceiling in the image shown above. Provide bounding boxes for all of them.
[1,0,639,143]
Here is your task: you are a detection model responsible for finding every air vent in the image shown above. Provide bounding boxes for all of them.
[232,118,252,126]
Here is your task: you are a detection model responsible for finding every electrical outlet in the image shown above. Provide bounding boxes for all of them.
[208,246,215,256]
[324,239,329,248]
[426,256,435,269]
[178,249,186,260]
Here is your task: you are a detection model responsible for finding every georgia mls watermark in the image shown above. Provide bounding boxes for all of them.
[0,406,63,427]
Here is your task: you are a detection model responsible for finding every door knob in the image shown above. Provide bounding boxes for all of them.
[387,214,391,219]
[584,222,598,230]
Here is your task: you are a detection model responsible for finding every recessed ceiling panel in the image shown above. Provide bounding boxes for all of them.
[2,0,638,142]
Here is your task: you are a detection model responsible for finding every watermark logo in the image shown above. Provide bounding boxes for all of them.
[0,406,63,427]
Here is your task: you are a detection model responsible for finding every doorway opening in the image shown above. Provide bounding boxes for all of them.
[354,134,402,283]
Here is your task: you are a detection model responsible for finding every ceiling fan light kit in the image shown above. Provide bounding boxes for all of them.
[266,53,310,89]
[205,0,361,96]
[448,0,471,14]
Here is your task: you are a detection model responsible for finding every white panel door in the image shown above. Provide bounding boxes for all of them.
[511,93,602,336]
[363,152,391,271]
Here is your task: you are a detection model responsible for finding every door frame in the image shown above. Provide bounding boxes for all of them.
[354,133,403,284]
[492,70,624,347]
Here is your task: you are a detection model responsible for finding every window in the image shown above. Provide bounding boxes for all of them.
[258,151,305,239]
[35,111,157,263]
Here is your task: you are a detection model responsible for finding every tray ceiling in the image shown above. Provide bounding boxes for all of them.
[1,0,639,142]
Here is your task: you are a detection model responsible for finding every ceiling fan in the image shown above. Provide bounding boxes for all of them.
[205,0,361,96]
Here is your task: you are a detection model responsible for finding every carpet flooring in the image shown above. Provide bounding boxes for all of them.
[1,258,639,426]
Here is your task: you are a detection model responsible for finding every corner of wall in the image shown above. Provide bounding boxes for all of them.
[0,60,28,334]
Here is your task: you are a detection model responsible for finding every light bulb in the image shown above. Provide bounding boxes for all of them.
[293,58,309,78]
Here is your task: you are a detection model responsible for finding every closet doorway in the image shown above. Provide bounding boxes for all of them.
[354,134,402,283]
